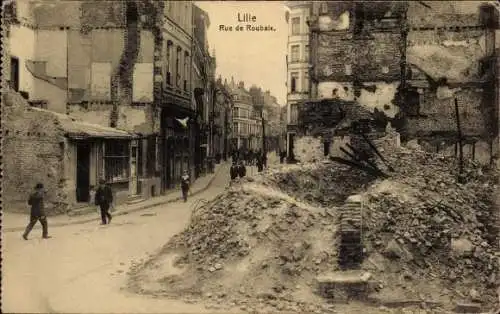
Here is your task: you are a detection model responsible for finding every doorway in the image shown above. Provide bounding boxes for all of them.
[10,56,19,92]
[76,142,91,203]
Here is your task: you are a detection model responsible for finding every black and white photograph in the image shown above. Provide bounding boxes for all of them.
[1,1,500,313]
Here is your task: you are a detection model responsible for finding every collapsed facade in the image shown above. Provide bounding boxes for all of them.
[287,1,500,166]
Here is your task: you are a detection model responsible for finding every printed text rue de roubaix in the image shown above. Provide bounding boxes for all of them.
[219,13,277,32]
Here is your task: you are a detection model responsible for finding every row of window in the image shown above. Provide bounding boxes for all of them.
[233,122,262,137]
[164,40,190,91]
[289,70,309,94]
[233,94,252,103]
[290,44,309,63]
[233,107,263,120]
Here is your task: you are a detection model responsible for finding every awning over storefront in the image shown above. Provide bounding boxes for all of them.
[29,107,132,140]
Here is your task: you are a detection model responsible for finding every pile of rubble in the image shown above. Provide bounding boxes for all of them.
[360,137,500,308]
[127,162,374,313]
[128,130,499,312]
[257,162,376,207]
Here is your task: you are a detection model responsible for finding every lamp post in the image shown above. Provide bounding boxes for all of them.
[253,103,266,155]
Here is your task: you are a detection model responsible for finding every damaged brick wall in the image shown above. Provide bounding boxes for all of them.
[406,88,488,137]
[68,103,159,134]
[3,91,68,215]
[407,29,490,82]
[315,32,403,82]
[311,2,406,125]
[317,81,400,118]
[67,0,156,135]
[293,136,324,163]
[405,19,496,165]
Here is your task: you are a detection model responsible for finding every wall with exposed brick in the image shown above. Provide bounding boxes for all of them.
[317,81,400,118]
[2,91,69,215]
[68,104,159,134]
[407,88,488,137]
[407,29,489,82]
[293,136,324,163]
[405,25,496,166]
[315,32,403,82]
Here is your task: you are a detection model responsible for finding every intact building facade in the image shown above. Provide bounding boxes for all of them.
[285,1,312,161]
[160,1,196,190]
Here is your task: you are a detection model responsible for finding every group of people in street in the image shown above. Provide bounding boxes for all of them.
[22,151,276,240]
[229,148,271,183]
[230,160,247,181]
[232,149,268,168]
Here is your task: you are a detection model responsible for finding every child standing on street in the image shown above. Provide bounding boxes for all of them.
[181,170,190,202]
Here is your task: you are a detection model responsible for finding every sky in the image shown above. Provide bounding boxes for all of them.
[195,1,288,105]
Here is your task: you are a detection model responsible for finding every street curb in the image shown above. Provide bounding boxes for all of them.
[4,164,228,232]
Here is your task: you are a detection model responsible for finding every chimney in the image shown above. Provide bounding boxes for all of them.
[224,78,228,86]
[231,76,235,85]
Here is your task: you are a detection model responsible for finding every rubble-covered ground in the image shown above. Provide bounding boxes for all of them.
[127,133,500,314]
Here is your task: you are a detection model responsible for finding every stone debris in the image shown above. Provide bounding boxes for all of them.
[363,134,500,307]
[129,132,499,312]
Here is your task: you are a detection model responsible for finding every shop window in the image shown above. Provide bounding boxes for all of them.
[104,141,130,182]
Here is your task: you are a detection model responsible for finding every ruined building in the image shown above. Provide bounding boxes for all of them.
[289,1,499,166]
[404,1,499,164]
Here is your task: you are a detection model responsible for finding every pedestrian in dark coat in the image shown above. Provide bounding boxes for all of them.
[237,161,246,178]
[23,183,50,240]
[95,179,113,225]
[257,156,264,172]
[181,170,190,202]
[280,151,286,164]
[230,161,239,181]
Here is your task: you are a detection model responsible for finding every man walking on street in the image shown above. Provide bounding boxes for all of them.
[23,183,50,240]
[181,170,190,202]
[257,154,264,172]
[95,179,113,225]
